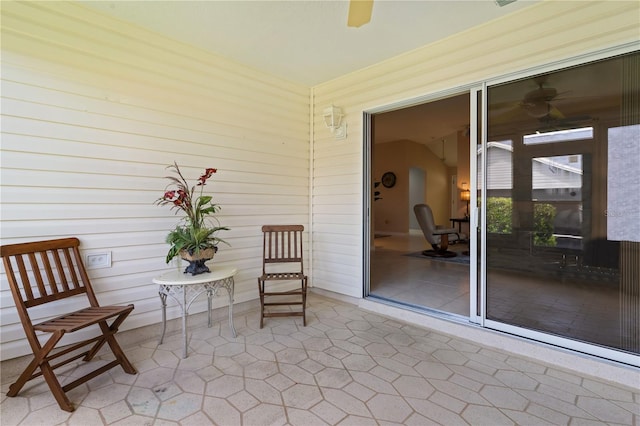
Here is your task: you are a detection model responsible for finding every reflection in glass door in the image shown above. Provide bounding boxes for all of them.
[484,51,639,365]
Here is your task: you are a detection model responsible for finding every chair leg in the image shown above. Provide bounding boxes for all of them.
[7,331,76,411]
[104,335,137,374]
[7,330,64,398]
[41,362,74,412]
[258,278,264,329]
[7,356,40,397]
[87,315,136,374]
[302,277,307,327]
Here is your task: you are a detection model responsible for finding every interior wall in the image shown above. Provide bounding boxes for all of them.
[311,0,639,298]
[373,140,448,234]
[408,167,426,230]
[0,2,309,359]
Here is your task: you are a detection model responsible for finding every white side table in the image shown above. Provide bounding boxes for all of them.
[153,266,237,358]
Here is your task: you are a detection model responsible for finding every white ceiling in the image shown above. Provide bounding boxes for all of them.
[78,0,540,167]
[79,0,536,86]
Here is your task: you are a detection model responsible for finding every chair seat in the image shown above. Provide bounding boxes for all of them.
[34,305,134,333]
[414,204,459,253]
[260,272,305,280]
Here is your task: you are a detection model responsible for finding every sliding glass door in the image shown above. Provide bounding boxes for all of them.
[365,48,638,366]
[483,51,639,365]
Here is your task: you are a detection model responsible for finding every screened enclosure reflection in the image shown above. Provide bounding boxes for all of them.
[485,52,640,355]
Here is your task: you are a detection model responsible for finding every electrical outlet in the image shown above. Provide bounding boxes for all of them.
[86,252,111,269]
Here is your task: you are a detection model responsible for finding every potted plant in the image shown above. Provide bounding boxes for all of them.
[155,162,229,275]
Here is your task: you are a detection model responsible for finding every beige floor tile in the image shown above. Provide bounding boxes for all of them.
[99,400,133,424]
[1,293,637,425]
[156,393,202,421]
[461,404,516,425]
[321,388,372,417]
[336,414,377,425]
[310,400,347,424]
[406,397,468,425]
[282,383,322,409]
[428,390,467,413]
[227,390,259,412]
[202,396,240,425]
[314,367,352,388]
[126,387,159,417]
[286,408,328,426]
[245,378,282,405]
[500,408,558,426]
[366,393,412,422]
[392,375,434,399]
[242,403,287,426]
[576,396,636,424]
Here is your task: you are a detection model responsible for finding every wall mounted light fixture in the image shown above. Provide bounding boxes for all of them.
[323,105,347,139]
[460,182,471,217]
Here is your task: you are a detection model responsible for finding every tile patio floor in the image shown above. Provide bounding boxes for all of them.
[1,293,638,425]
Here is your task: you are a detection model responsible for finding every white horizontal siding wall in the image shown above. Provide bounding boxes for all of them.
[0,2,309,359]
[311,0,640,298]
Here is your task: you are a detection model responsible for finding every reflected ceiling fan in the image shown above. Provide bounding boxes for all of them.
[493,76,568,122]
[348,0,374,27]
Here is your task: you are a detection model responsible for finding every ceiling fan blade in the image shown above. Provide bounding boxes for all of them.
[492,105,528,124]
[348,0,373,27]
[548,105,565,120]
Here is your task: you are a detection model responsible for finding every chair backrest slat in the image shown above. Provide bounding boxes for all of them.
[41,250,57,296]
[14,255,35,301]
[1,238,90,309]
[63,247,80,291]
[261,225,304,273]
[27,253,45,298]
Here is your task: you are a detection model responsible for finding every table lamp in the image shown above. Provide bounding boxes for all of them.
[460,188,471,217]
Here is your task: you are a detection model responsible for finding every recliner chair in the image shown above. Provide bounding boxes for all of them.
[413,204,458,257]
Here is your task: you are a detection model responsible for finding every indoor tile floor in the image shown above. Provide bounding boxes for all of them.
[370,233,471,316]
[1,294,638,425]
[369,233,626,350]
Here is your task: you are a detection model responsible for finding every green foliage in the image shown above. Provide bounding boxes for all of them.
[486,197,557,247]
[533,203,557,247]
[165,224,228,264]
[486,197,512,234]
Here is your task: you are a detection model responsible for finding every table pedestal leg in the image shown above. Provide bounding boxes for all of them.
[228,278,237,338]
[207,291,212,328]
[158,289,168,345]
[182,285,188,358]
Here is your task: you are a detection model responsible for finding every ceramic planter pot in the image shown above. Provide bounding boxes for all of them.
[179,247,216,275]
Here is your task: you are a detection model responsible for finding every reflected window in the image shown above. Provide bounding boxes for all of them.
[524,127,593,145]
[532,155,583,248]
[479,140,514,234]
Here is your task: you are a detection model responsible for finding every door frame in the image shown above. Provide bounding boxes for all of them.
[363,86,478,313]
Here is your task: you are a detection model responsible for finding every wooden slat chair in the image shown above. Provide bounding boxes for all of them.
[258,225,308,328]
[0,237,137,412]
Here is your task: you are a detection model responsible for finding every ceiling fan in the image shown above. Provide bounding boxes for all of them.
[519,76,566,119]
[492,76,568,123]
[348,0,374,28]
